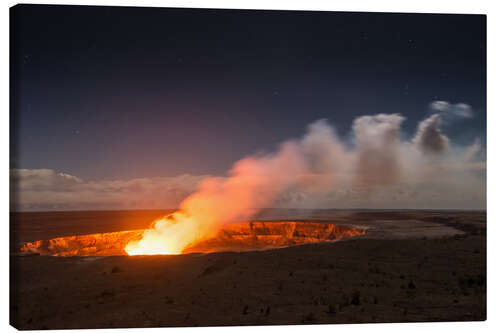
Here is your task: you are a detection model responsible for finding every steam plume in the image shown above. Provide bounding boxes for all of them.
[353,114,404,185]
[124,111,485,254]
[412,114,449,154]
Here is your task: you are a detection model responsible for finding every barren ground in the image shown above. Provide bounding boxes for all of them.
[10,209,486,329]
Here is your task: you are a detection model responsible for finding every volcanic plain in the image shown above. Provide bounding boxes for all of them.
[10,209,486,329]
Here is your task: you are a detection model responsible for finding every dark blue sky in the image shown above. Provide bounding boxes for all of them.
[11,5,486,180]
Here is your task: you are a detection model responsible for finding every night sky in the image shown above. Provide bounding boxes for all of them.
[11,5,486,181]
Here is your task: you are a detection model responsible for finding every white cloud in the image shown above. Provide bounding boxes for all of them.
[430,100,474,119]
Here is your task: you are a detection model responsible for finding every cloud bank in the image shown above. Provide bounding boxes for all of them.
[10,111,486,211]
[10,170,206,211]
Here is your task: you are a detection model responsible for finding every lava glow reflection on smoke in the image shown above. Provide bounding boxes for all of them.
[124,211,204,255]
[123,114,484,256]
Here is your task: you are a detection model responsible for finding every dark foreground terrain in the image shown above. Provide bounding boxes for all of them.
[10,209,486,329]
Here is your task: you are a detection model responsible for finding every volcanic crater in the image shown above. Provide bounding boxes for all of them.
[19,221,365,257]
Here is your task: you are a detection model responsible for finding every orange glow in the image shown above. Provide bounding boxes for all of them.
[123,141,307,256]
[124,211,214,255]
[19,221,365,256]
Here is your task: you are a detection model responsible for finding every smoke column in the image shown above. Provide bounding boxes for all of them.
[125,113,484,255]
